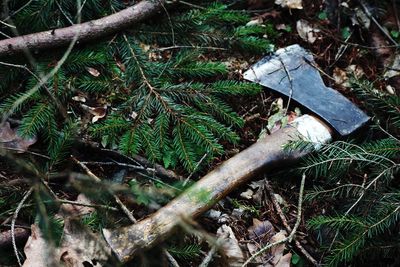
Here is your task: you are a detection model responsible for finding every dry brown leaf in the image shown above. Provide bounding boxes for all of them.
[248,218,275,241]
[22,225,57,267]
[59,194,95,218]
[0,122,16,142]
[217,224,245,266]
[246,17,263,26]
[240,189,254,200]
[296,19,320,44]
[22,195,110,267]
[85,67,100,77]
[72,96,86,103]
[275,0,303,9]
[384,54,400,79]
[0,122,37,153]
[81,104,107,123]
[1,137,37,153]
[59,219,110,267]
[270,230,287,265]
[333,67,349,86]
[116,60,126,72]
[275,252,292,267]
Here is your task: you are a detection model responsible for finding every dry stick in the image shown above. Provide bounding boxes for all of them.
[279,57,293,114]
[11,187,33,267]
[0,0,165,57]
[242,174,306,267]
[71,156,137,223]
[164,249,180,267]
[264,179,319,266]
[156,45,226,51]
[183,153,208,186]
[49,199,119,212]
[99,148,184,181]
[359,0,398,46]
[172,0,206,10]
[80,161,154,172]
[199,234,228,267]
[199,245,218,267]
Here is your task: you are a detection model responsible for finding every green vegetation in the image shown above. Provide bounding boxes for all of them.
[302,77,400,266]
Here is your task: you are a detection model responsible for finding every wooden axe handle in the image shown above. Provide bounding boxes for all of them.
[103,115,332,262]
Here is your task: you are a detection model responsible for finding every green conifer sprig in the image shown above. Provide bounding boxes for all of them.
[350,77,400,128]
[0,2,272,173]
[302,136,399,265]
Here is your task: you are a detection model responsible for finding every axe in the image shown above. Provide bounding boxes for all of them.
[102,45,370,262]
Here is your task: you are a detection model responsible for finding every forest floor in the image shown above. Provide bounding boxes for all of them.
[0,0,399,267]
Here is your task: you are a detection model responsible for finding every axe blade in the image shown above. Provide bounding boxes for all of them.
[243,44,369,136]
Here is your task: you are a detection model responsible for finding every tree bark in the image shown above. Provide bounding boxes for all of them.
[0,0,165,57]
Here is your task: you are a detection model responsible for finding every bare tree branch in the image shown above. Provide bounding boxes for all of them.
[0,0,165,57]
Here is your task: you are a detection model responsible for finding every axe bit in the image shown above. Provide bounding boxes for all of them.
[102,45,370,262]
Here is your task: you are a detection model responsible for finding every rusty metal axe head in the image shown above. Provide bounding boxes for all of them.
[243,44,370,136]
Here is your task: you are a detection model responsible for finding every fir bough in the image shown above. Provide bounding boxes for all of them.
[0,2,274,172]
[301,77,400,266]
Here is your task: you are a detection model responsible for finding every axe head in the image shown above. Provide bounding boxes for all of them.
[243,44,369,136]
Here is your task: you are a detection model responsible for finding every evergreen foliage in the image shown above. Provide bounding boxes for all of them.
[350,77,400,128]
[0,1,270,172]
[301,77,400,266]
[167,244,202,260]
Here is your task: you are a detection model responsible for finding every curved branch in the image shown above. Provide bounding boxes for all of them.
[0,0,165,57]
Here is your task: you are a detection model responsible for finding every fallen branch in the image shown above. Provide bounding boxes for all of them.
[0,0,165,57]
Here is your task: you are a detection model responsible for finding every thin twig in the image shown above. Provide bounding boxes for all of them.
[159,0,175,46]
[71,156,137,223]
[0,19,15,28]
[199,243,219,267]
[242,174,306,266]
[12,187,33,267]
[264,179,319,266]
[279,57,293,114]
[156,45,227,52]
[183,153,208,186]
[80,161,154,172]
[55,0,74,25]
[48,199,119,212]
[359,0,398,46]
[172,0,206,9]
[99,148,184,180]
[3,0,34,22]
[164,249,181,267]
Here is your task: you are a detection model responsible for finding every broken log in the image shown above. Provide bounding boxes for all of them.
[103,115,332,262]
[0,0,165,57]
